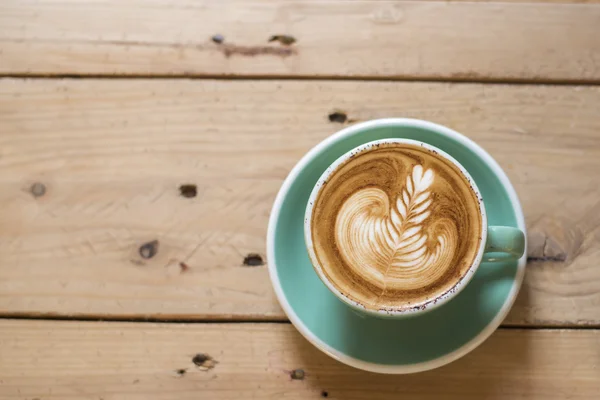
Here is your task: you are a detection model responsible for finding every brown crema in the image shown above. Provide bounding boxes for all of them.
[310,142,482,311]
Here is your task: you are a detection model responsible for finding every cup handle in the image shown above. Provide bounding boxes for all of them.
[483,226,525,262]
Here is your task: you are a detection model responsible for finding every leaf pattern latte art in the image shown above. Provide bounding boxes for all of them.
[335,165,458,291]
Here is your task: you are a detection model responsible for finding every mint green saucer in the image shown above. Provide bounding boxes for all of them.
[267,119,527,373]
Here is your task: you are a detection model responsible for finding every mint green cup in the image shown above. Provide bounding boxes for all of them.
[267,118,528,373]
[304,138,525,318]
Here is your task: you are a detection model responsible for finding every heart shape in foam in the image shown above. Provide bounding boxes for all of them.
[335,165,457,293]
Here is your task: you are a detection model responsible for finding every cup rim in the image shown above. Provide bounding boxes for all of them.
[304,138,488,317]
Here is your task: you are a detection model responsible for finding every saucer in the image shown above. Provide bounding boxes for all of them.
[267,119,527,374]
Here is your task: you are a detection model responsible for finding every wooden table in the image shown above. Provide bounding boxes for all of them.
[1,1,599,398]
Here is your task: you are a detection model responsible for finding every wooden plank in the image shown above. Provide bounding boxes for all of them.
[1,79,600,325]
[1,1,599,81]
[0,320,598,399]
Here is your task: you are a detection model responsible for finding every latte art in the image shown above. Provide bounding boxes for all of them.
[336,165,457,292]
[309,142,482,310]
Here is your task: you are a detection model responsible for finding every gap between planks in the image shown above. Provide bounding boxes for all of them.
[0,314,599,329]
[2,73,600,86]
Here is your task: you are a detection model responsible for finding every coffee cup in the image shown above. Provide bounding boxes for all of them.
[305,138,525,318]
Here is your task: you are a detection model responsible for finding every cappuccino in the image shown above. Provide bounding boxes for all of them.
[307,141,483,311]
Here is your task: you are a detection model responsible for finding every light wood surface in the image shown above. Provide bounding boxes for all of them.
[0,320,598,400]
[1,1,599,82]
[1,79,599,325]
[1,0,599,397]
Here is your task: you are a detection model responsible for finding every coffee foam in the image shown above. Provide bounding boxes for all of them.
[309,142,482,311]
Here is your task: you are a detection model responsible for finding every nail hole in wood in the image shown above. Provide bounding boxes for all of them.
[268,35,296,46]
[328,111,347,123]
[192,353,209,365]
[176,368,187,376]
[291,369,305,380]
[321,391,329,398]
[179,184,197,198]
[192,353,218,370]
[212,34,225,44]
[30,182,46,198]
[179,261,190,272]
[139,240,159,259]
[243,253,264,266]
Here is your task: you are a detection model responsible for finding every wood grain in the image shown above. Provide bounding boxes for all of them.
[1,1,599,81]
[0,320,598,399]
[1,79,600,325]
